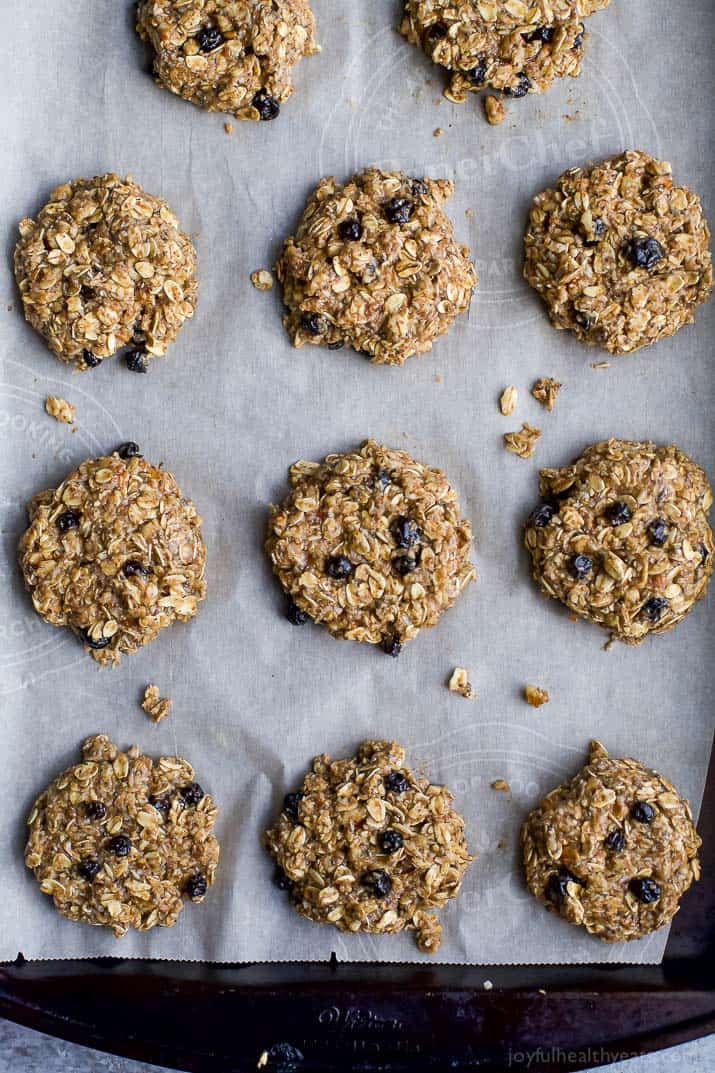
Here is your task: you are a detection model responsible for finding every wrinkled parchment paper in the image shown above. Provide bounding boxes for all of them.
[0,0,713,964]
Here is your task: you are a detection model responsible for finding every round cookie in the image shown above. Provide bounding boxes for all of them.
[14,173,197,372]
[521,741,701,942]
[399,1,610,104]
[25,735,219,936]
[19,445,207,665]
[275,168,477,365]
[265,439,476,653]
[264,739,474,953]
[137,0,319,121]
[524,439,714,645]
[523,151,713,354]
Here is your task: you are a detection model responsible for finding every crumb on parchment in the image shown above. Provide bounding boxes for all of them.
[448,666,475,699]
[251,269,274,291]
[45,396,75,424]
[142,684,172,724]
[525,684,549,708]
[499,385,517,415]
[531,377,562,411]
[504,423,541,459]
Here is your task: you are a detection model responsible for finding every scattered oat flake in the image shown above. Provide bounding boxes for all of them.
[448,667,475,699]
[224,122,234,134]
[484,95,506,125]
[141,684,172,724]
[433,127,444,138]
[590,361,611,369]
[531,377,561,412]
[525,684,549,708]
[499,385,517,416]
[257,1054,268,1070]
[250,269,273,291]
[483,979,494,990]
[491,779,511,792]
[45,396,75,424]
[504,423,541,459]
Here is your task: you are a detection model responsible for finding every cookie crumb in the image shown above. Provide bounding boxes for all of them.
[141,684,172,724]
[504,423,541,459]
[483,979,494,990]
[257,1053,268,1070]
[531,377,562,412]
[45,396,75,424]
[448,667,475,699]
[499,385,517,416]
[433,127,444,138]
[484,95,506,125]
[224,122,234,134]
[524,684,549,708]
[491,779,510,792]
[251,269,274,291]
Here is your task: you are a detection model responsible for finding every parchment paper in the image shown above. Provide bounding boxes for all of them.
[0,0,712,965]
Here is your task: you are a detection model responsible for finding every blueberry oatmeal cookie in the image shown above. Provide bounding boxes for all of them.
[523,151,713,354]
[19,445,206,665]
[266,440,475,654]
[264,739,474,952]
[522,741,701,941]
[399,1,610,106]
[275,169,477,365]
[14,174,197,371]
[524,439,714,644]
[25,735,219,936]
[137,0,319,121]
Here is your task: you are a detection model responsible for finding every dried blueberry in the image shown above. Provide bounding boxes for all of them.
[379,829,404,854]
[381,634,402,658]
[642,597,668,622]
[125,347,148,373]
[338,217,363,241]
[196,26,225,53]
[584,217,607,244]
[524,26,554,43]
[185,872,208,899]
[273,868,294,893]
[626,236,664,270]
[545,868,580,902]
[384,197,414,225]
[648,518,668,547]
[573,24,585,48]
[570,554,593,580]
[79,629,110,650]
[122,560,149,578]
[630,800,655,824]
[265,1043,304,1071]
[252,90,280,121]
[384,771,409,794]
[425,22,448,42]
[527,504,554,528]
[78,857,101,880]
[85,801,106,821]
[411,179,428,197]
[326,340,344,350]
[57,510,80,533]
[361,869,392,898]
[283,792,303,823]
[605,501,632,526]
[180,782,205,807]
[467,57,488,86]
[286,599,309,626]
[80,285,96,300]
[326,555,353,580]
[300,312,325,336]
[391,515,421,548]
[376,469,391,489]
[605,829,625,852]
[503,73,531,98]
[575,311,595,330]
[629,877,661,904]
[393,554,418,576]
[149,794,171,816]
[82,349,102,368]
[107,834,131,857]
[117,441,141,459]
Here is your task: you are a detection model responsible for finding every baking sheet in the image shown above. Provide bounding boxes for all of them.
[0,0,713,965]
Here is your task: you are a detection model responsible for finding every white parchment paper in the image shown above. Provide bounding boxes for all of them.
[0,0,713,965]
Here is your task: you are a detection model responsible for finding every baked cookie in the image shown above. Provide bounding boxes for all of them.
[523,151,713,354]
[399,1,610,105]
[522,741,701,942]
[25,735,219,936]
[264,739,474,953]
[14,174,197,372]
[266,439,475,654]
[137,0,319,121]
[275,169,477,365]
[524,439,714,644]
[19,445,207,665]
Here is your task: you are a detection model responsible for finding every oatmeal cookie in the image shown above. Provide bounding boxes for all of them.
[524,439,714,644]
[522,741,701,942]
[264,739,474,952]
[137,0,319,121]
[14,174,197,372]
[19,445,206,665]
[523,151,713,354]
[399,1,610,105]
[25,735,219,936]
[266,440,475,653]
[275,169,476,365]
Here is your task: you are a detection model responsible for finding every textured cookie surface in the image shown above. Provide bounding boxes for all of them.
[275,169,476,365]
[522,741,700,942]
[14,173,197,370]
[400,0,609,103]
[266,440,475,652]
[524,439,713,644]
[137,0,319,120]
[264,739,474,952]
[25,735,219,936]
[19,448,206,665]
[523,151,713,354]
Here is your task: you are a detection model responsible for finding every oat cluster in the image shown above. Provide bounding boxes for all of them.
[522,741,701,942]
[275,168,477,366]
[504,422,541,458]
[400,0,610,104]
[45,396,75,424]
[19,450,207,665]
[523,151,713,354]
[266,439,475,651]
[25,735,219,936]
[14,174,197,371]
[264,740,474,953]
[142,684,172,724]
[137,0,319,120]
[524,439,714,644]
